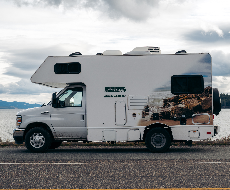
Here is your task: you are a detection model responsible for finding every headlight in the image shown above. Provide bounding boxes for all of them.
[16,115,22,126]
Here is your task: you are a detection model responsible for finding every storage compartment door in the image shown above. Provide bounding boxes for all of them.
[115,101,127,126]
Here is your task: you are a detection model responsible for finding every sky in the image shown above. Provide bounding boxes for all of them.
[0,0,230,104]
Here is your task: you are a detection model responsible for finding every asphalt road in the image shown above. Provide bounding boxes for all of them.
[0,145,230,189]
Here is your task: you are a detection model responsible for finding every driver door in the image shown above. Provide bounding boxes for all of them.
[50,86,87,139]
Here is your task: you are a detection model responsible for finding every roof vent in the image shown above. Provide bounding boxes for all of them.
[124,46,161,55]
[69,52,82,56]
[96,53,103,55]
[175,50,187,54]
[103,50,122,55]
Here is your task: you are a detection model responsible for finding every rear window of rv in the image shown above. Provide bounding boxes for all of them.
[54,62,81,74]
[171,75,204,95]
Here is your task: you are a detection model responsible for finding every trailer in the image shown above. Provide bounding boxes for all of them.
[13,46,221,152]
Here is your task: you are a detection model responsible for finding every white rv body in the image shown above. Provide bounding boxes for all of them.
[13,47,221,152]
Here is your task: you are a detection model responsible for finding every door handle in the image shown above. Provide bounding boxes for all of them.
[41,111,49,114]
[82,115,84,120]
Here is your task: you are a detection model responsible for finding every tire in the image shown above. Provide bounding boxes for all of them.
[49,141,62,149]
[25,127,51,153]
[145,127,171,153]
[213,88,221,115]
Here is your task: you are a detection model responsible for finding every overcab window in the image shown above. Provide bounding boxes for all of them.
[54,62,81,74]
[171,75,204,95]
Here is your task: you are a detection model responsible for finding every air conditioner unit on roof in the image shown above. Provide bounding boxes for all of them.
[124,46,161,55]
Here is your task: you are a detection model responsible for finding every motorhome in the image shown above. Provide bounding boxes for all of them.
[13,46,221,152]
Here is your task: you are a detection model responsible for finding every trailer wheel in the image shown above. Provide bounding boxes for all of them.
[25,127,51,153]
[145,127,171,153]
[49,141,62,149]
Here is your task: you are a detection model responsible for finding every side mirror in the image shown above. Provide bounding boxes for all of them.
[52,92,58,108]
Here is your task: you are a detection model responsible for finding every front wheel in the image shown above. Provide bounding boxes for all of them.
[145,127,171,153]
[25,127,51,153]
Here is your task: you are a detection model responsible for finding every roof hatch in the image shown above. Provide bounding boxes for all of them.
[103,50,122,55]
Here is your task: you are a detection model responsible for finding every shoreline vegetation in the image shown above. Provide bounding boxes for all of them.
[1,137,230,147]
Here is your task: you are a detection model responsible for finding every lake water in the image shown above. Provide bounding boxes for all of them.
[0,109,229,142]
[1,109,23,142]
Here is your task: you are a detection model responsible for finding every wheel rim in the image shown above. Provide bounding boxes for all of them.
[151,133,166,148]
[30,133,45,148]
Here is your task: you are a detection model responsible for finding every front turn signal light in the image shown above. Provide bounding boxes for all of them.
[16,115,22,126]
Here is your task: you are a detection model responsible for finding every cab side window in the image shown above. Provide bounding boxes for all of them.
[58,87,83,107]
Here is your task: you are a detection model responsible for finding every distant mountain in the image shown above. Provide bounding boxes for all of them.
[0,100,41,109]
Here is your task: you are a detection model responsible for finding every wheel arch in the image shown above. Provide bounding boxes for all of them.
[24,122,54,140]
[143,123,173,142]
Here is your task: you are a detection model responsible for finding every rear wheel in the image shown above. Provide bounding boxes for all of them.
[145,127,171,153]
[25,127,51,153]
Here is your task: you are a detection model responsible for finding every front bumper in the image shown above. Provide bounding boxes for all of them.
[13,129,25,144]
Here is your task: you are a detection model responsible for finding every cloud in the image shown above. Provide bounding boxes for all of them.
[1,78,61,95]
[10,0,159,21]
[2,44,82,79]
[0,84,5,94]
[185,26,230,43]
[212,76,230,94]
[212,50,230,76]
[4,69,32,79]
[101,0,159,21]
[201,24,224,37]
